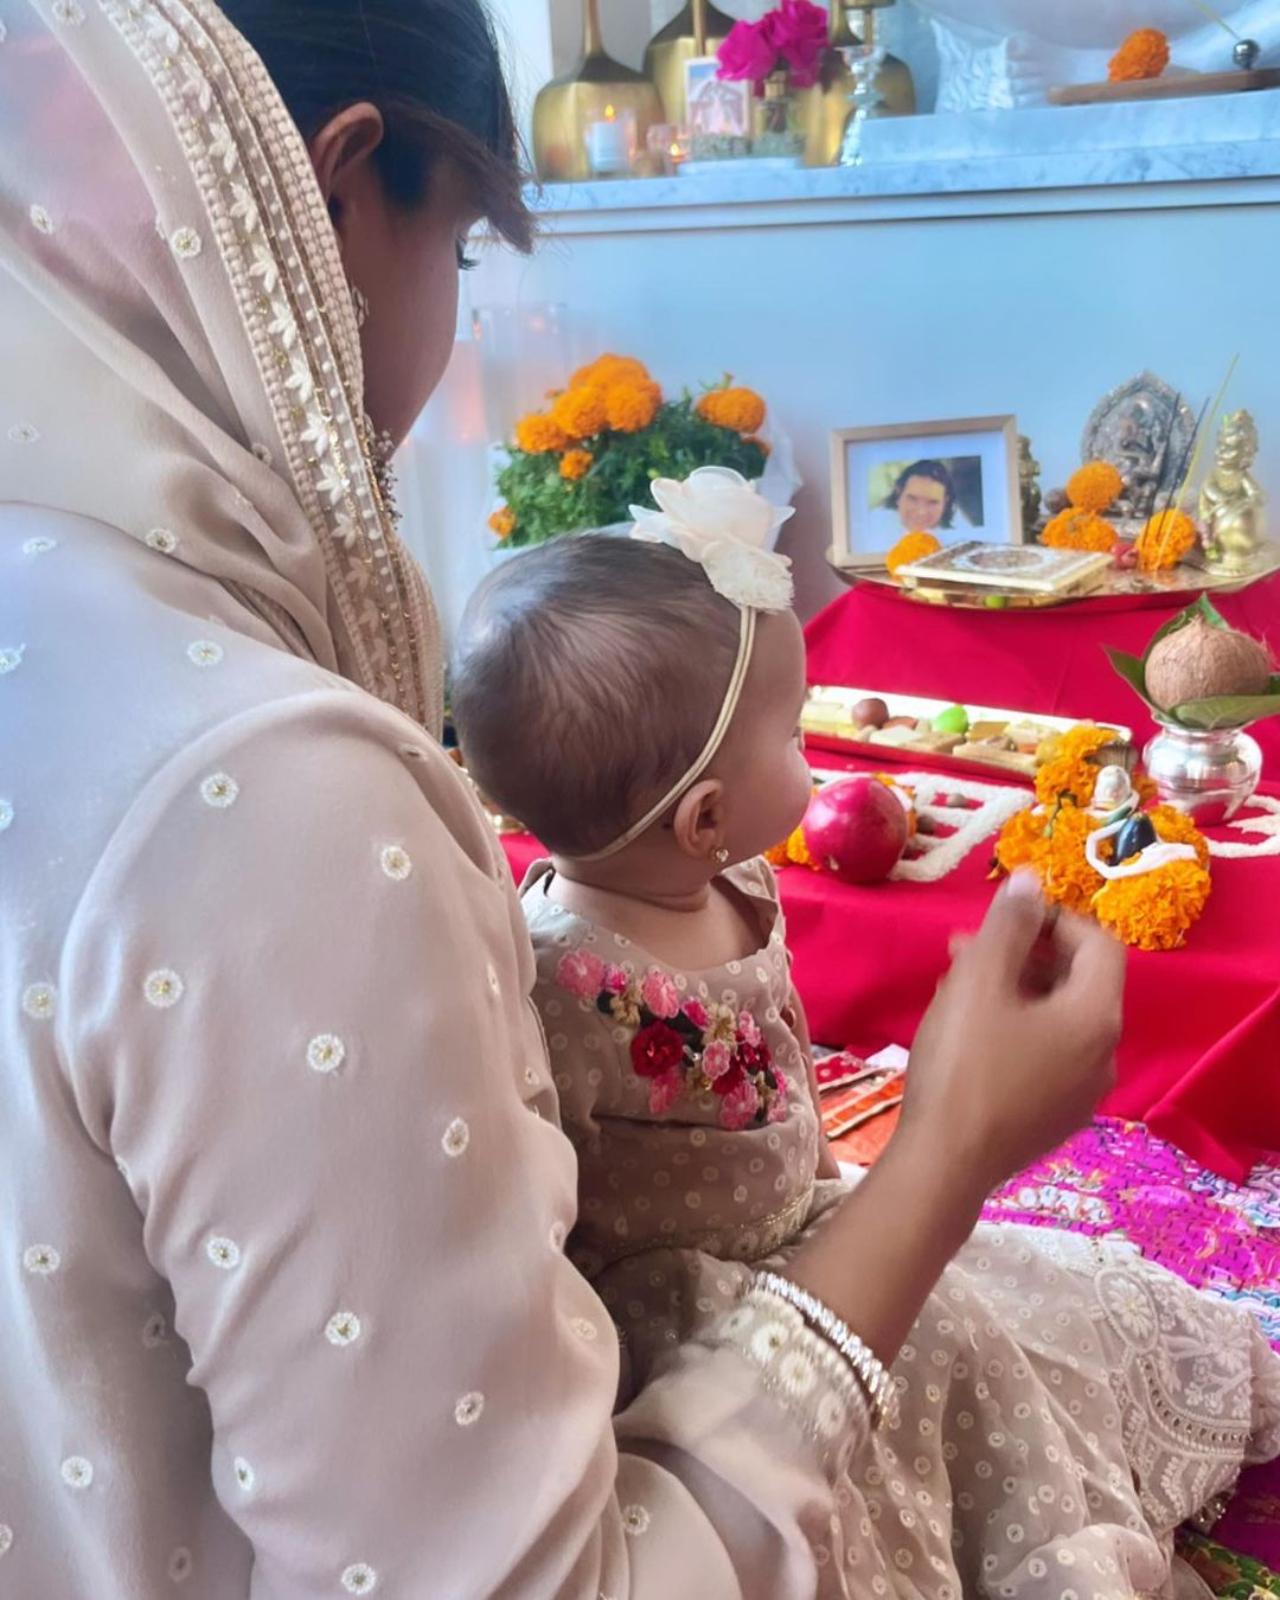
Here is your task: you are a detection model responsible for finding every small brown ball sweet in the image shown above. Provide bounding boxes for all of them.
[851,697,889,729]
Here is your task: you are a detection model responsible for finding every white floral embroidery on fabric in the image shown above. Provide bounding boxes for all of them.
[169,226,202,260]
[52,0,86,23]
[142,1313,167,1348]
[307,1033,346,1074]
[29,204,55,234]
[21,982,55,1021]
[0,645,26,673]
[200,772,239,809]
[146,527,178,554]
[250,442,273,466]
[379,843,412,881]
[144,969,184,1009]
[186,639,223,668]
[231,1457,256,1493]
[621,1505,651,1537]
[454,1391,484,1427]
[22,1243,60,1275]
[340,1563,378,1594]
[6,424,38,444]
[168,1546,193,1583]
[22,536,57,555]
[0,1524,11,1556]
[441,1117,470,1157]
[486,963,501,998]
[325,1310,362,1348]
[206,1236,241,1270]
[570,1317,599,1342]
[60,1456,93,1489]
[0,799,12,831]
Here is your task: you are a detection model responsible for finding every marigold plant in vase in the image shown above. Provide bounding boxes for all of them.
[491,354,780,548]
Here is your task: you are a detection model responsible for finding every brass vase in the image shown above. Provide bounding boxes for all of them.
[532,0,665,183]
[803,0,916,168]
[644,0,735,124]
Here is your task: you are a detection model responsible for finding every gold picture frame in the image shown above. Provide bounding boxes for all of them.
[829,414,1022,573]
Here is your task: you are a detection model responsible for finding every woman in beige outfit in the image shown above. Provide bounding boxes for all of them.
[2,3,1273,1597]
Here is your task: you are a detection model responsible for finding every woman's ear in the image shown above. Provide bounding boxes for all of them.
[670,779,727,862]
[308,103,386,243]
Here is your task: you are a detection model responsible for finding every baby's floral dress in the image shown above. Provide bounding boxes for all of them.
[523,858,1280,1599]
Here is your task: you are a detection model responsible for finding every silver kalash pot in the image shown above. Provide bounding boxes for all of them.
[1143,721,1262,825]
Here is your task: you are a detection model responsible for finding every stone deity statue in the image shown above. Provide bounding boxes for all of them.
[1200,409,1267,574]
[908,0,1279,111]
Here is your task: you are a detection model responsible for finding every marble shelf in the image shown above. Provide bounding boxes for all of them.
[530,89,1280,234]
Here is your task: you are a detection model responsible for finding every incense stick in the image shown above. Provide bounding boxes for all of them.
[1185,0,1241,40]
[1175,353,1238,512]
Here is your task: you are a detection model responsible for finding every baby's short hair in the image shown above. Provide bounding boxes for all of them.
[451,535,742,856]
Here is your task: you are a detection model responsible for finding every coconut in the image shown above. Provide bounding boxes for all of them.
[1144,615,1272,711]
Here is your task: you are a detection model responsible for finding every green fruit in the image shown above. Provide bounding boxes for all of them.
[984,594,1009,609]
[933,704,970,735]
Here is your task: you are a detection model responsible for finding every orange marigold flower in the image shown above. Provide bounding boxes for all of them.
[785,822,817,870]
[569,353,650,389]
[605,378,661,434]
[1149,803,1210,868]
[1040,507,1118,554]
[1135,507,1196,571]
[994,801,1104,916]
[886,530,942,576]
[1093,857,1210,950]
[559,448,593,481]
[1066,461,1123,513]
[515,412,568,455]
[1109,27,1170,82]
[1034,724,1118,808]
[488,506,515,540]
[696,385,767,434]
[551,384,608,441]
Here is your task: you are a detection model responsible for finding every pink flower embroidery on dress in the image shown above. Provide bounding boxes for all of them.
[682,998,710,1029]
[603,963,630,995]
[703,1038,734,1082]
[556,949,605,999]
[720,1075,762,1131]
[640,968,680,1019]
[648,1066,685,1115]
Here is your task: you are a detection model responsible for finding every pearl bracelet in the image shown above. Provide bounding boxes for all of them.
[754,1271,899,1431]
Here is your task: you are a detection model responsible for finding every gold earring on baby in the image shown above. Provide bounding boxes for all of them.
[713,846,730,865]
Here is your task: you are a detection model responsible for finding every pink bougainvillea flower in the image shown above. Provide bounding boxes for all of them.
[717,17,777,83]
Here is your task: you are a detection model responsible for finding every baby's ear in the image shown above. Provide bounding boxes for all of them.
[671,779,727,863]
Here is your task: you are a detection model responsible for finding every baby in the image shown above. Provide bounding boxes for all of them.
[453,469,844,1401]
[454,470,1280,1597]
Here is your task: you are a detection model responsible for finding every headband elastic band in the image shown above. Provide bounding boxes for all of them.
[572,607,757,863]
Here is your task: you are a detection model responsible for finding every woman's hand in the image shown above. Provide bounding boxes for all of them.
[901,872,1124,1197]
[789,872,1124,1366]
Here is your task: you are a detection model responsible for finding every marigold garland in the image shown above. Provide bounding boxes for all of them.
[1135,507,1197,571]
[886,530,942,575]
[1109,27,1170,82]
[514,413,568,455]
[1033,725,1118,808]
[1040,507,1118,554]
[1093,857,1211,951]
[1065,461,1123,514]
[488,506,515,539]
[696,385,766,434]
[993,800,1104,916]
[559,449,593,482]
[1146,803,1211,868]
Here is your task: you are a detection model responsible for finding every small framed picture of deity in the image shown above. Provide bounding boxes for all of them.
[829,415,1022,572]
[684,57,751,160]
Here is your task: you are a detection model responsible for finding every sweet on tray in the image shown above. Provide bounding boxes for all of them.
[802,686,1128,780]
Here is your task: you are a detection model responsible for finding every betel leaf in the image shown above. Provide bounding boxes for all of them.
[1140,593,1229,662]
[1169,680,1280,731]
[1104,647,1153,706]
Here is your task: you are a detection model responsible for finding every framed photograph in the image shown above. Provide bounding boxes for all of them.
[829,415,1022,573]
[684,56,751,151]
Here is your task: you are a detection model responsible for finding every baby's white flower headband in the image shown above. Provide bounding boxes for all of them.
[575,468,795,862]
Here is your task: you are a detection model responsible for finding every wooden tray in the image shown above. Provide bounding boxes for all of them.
[1049,67,1280,106]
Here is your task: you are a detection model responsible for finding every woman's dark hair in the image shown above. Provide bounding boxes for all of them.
[885,458,956,529]
[222,0,532,251]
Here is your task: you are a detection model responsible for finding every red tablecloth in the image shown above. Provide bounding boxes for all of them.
[805,576,1280,767]
[501,779,1280,1185]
